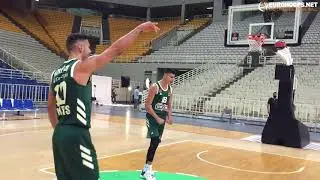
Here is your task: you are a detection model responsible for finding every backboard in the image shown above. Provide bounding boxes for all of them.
[226,2,304,46]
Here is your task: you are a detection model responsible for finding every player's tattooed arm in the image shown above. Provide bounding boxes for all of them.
[48,89,58,128]
[145,84,165,125]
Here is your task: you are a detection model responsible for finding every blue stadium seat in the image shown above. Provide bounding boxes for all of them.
[23,100,38,111]
[1,99,13,110]
[0,99,38,120]
[13,99,23,110]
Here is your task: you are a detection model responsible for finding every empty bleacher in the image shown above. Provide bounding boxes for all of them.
[0,29,64,73]
[0,14,22,33]
[174,63,243,97]
[140,22,248,63]
[106,17,180,62]
[37,9,74,55]
[3,9,60,53]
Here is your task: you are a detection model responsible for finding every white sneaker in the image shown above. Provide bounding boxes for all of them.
[143,170,156,180]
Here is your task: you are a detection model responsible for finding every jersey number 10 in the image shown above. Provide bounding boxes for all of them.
[54,81,67,106]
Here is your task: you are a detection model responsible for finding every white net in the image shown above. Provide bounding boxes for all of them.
[248,34,265,52]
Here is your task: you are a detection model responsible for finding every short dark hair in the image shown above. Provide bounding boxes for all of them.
[164,68,176,75]
[66,33,90,52]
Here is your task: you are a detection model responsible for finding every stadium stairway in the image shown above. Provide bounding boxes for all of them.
[189,68,256,115]
[176,18,212,46]
[0,9,64,58]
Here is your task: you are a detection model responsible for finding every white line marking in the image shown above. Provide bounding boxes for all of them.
[99,140,190,159]
[196,150,305,175]
[39,167,55,175]
[176,172,199,177]
[99,170,119,173]
[0,129,50,137]
[192,140,320,163]
[39,140,190,176]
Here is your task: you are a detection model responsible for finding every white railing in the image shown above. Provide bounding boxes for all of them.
[0,48,50,82]
[140,94,320,124]
[0,47,42,73]
[0,83,50,102]
[173,63,209,88]
[260,56,320,66]
[0,67,50,82]
[173,62,242,88]
[138,55,243,64]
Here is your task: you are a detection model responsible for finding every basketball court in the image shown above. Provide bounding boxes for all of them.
[1,106,320,180]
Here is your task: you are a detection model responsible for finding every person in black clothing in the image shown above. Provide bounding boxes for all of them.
[267,92,278,118]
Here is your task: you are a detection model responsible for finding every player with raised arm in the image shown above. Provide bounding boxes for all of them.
[47,22,159,180]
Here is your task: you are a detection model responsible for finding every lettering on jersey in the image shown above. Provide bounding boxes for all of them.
[155,103,168,111]
[54,81,70,116]
[53,74,68,84]
[54,65,70,77]
[53,65,70,83]
[56,105,71,116]
[161,97,167,103]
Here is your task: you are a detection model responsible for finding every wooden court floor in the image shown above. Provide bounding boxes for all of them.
[1,112,320,180]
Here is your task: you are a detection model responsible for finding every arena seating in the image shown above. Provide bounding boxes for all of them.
[203,65,277,117]
[294,65,320,105]
[166,12,320,121]
[202,64,320,121]
[37,9,74,55]
[0,14,22,33]
[95,44,109,54]
[3,10,60,53]
[106,17,180,62]
[81,15,101,28]
[173,64,243,97]
[140,22,247,63]
[290,13,320,62]
[183,17,211,30]
[0,29,64,73]
[0,98,39,119]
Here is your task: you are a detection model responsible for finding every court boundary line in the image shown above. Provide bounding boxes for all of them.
[191,140,320,162]
[39,140,191,176]
[196,150,305,175]
[0,129,50,137]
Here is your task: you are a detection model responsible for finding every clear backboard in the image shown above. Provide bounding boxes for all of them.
[227,2,303,45]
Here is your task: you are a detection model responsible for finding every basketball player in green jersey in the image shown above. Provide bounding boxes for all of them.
[140,68,176,180]
[47,22,160,180]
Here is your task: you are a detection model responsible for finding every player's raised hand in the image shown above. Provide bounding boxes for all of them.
[138,21,160,33]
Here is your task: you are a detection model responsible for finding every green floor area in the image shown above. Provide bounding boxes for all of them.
[100,170,207,180]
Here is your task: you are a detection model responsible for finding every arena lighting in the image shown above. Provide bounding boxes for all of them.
[128,86,132,91]
[206,7,213,10]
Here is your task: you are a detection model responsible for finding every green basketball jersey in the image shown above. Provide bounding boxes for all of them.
[51,59,92,129]
[146,81,172,119]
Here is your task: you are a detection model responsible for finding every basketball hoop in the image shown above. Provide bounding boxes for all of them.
[248,34,265,52]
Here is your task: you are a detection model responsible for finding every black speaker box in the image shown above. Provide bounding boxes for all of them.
[121,76,130,88]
